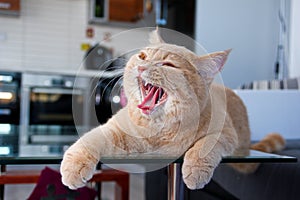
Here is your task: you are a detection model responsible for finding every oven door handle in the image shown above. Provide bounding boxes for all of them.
[31,88,83,95]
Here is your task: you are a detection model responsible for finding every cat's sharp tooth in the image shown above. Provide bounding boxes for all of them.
[144,81,148,87]
[151,85,154,90]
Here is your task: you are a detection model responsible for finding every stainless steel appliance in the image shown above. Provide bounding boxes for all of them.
[84,44,113,70]
[0,71,21,156]
[93,56,125,124]
[95,74,123,124]
[20,73,90,156]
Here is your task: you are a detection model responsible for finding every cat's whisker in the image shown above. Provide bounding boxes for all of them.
[93,75,124,107]
[102,76,123,96]
[96,56,128,71]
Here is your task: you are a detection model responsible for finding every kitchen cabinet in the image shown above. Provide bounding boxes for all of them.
[109,0,144,22]
[0,0,20,15]
[89,0,155,27]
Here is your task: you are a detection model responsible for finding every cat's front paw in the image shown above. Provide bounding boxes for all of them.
[182,162,214,190]
[60,145,98,189]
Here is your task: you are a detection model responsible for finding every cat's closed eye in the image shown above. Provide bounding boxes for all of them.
[162,62,176,68]
[156,62,177,68]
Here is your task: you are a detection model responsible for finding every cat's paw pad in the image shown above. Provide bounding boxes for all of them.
[60,149,97,189]
[182,163,213,190]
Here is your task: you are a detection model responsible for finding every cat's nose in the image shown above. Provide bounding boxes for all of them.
[138,66,147,75]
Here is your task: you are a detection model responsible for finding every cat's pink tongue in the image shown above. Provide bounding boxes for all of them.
[138,86,159,114]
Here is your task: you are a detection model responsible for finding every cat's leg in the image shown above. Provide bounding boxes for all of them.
[182,126,238,190]
[60,116,131,189]
[60,125,112,189]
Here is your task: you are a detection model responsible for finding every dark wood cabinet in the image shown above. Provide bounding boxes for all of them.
[109,0,144,22]
[89,0,146,24]
[0,0,20,16]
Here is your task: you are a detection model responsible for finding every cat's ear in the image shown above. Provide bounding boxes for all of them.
[196,49,231,84]
[149,27,165,44]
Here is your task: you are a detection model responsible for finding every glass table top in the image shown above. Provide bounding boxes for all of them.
[0,150,297,165]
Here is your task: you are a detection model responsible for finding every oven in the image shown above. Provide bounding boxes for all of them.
[20,73,90,156]
[0,71,21,156]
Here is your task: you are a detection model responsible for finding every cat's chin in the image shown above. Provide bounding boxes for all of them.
[139,107,166,121]
[139,106,163,115]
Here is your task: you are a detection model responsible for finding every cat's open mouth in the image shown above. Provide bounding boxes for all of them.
[137,79,168,114]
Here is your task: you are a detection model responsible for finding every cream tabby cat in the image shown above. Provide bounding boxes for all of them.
[60,30,285,190]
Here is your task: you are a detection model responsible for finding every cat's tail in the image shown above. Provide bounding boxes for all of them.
[228,133,285,173]
[251,132,285,153]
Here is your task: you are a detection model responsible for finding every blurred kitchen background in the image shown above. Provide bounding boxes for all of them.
[0,0,299,199]
[0,0,299,87]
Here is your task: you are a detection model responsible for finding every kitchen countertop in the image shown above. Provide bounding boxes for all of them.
[0,150,297,165]
[0,66,124,78]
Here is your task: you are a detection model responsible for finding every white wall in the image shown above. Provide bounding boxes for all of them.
[0,0,149,72]
[289,0,300,78]
[0,0,86,70]
[195,0,281,88]
[236,90,300,140]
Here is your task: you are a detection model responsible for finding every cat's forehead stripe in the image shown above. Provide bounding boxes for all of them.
[143,46,198,71]
[144,46,193,61]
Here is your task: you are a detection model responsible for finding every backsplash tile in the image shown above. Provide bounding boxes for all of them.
[0,0,150,72]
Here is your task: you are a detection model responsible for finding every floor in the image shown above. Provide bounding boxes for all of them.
[3,165,145,200]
